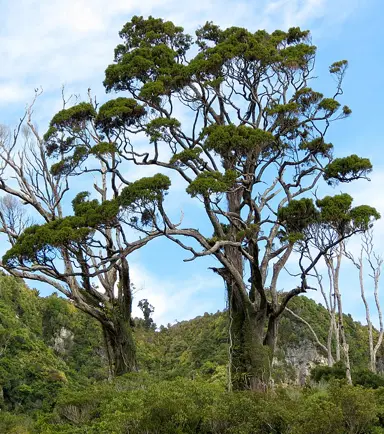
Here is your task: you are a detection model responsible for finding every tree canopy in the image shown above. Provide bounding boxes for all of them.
[0,17,380,390]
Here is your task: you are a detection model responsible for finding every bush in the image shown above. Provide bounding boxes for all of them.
[354,370,384,389]
[17,374,384,433]
[329,381,378,433]
[292,390,344,434]
[0,412,33,434]
[310,361,347,383]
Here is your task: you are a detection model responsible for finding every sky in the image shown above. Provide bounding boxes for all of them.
[0,0,384,326]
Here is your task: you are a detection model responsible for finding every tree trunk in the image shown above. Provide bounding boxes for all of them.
[334,316,341,362]
[103,315,137,376]
[358,254,375,371]
[327,320,335,366]
[108,257,137,376]
[228,285,271,390]
[332,246,352,385]
[223,185,278,391]
[74,257,137,377]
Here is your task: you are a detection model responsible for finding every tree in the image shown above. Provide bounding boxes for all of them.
[99,17,379,389]
[138,299,155,329]
[327,243,352,384]
[346,230,383,373]
[0,90,171,377]
[307,255,339,367]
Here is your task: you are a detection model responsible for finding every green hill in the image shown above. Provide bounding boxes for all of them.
[1,274,384,433]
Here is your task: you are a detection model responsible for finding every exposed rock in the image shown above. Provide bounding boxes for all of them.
[53,327,74,354]
[275,340,328,385]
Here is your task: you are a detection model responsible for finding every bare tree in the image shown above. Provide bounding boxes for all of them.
[326,243,352,384]
[306,256,339,366]
[346,230,383,372]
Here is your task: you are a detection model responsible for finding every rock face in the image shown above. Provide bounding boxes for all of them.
[274,340,328,385]
[53,327,74,354]
[285,341,328,385]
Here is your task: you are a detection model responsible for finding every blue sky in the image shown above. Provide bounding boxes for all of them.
[0,0,383,326]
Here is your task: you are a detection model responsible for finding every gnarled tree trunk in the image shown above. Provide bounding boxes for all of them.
[74,256,137,377]
[226,283,272,390]
[103,315,137,376]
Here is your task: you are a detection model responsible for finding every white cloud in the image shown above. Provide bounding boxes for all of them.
[130,261,224,325]
[0,0,359,108]
[0,82,29,105]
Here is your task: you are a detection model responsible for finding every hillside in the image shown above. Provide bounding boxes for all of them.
[0,274,379,408]
[2,274,384,432]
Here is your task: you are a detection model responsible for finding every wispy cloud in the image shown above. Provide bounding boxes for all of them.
[0,0,360,109]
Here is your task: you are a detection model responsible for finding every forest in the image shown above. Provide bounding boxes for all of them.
[0,14,384,433]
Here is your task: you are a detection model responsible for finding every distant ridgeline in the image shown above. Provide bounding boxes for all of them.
[0,274,380,412]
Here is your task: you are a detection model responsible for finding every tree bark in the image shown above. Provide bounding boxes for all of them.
[224,186,272,390]
[332,246,352,385]
[73,257,137,377]
[227,286,271,390]
[103,315,137,376]
[357,251,375,371]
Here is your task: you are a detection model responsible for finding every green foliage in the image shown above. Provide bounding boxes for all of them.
[317,193,354,232]
[313,365,384,390]
[278,198,318,234]
[267,102,300,115]
[329,60,348,74]
[299,137,333,157]
[104,16,192,99]
[49,103,97,130]
[324,154,373,184]
[170,148,202,166]
[32,376,384,433]
[2,191,122,267]
[44,103,96,157]
[146,117,181,143]
[0,278,68,412]
[350,205,381,230]
[189,25,315,80]
[51,145,88,176]
[0,276,107,413]
[3,277,384,432]
[311,361,347,382]
[354,370,384,389]
[203,124,275,159]
[294,87,323,107]
[41,293,107,381]
[119,173,171,207]
[278,194,380,241]
[316,193,380,233]
[186,170,238,197]
[318,98,341,114]
[329,382,378,433]
[292,391,344,434]
[104,16,317,107]
[95,97,146,133]
[89,141,118,156]
[0,412,33,433]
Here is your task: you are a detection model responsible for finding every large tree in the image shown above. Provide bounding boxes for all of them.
[0,91,172,376]
[99,17,379,389]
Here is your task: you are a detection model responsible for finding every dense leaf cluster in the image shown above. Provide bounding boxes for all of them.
[278,194,380,241]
